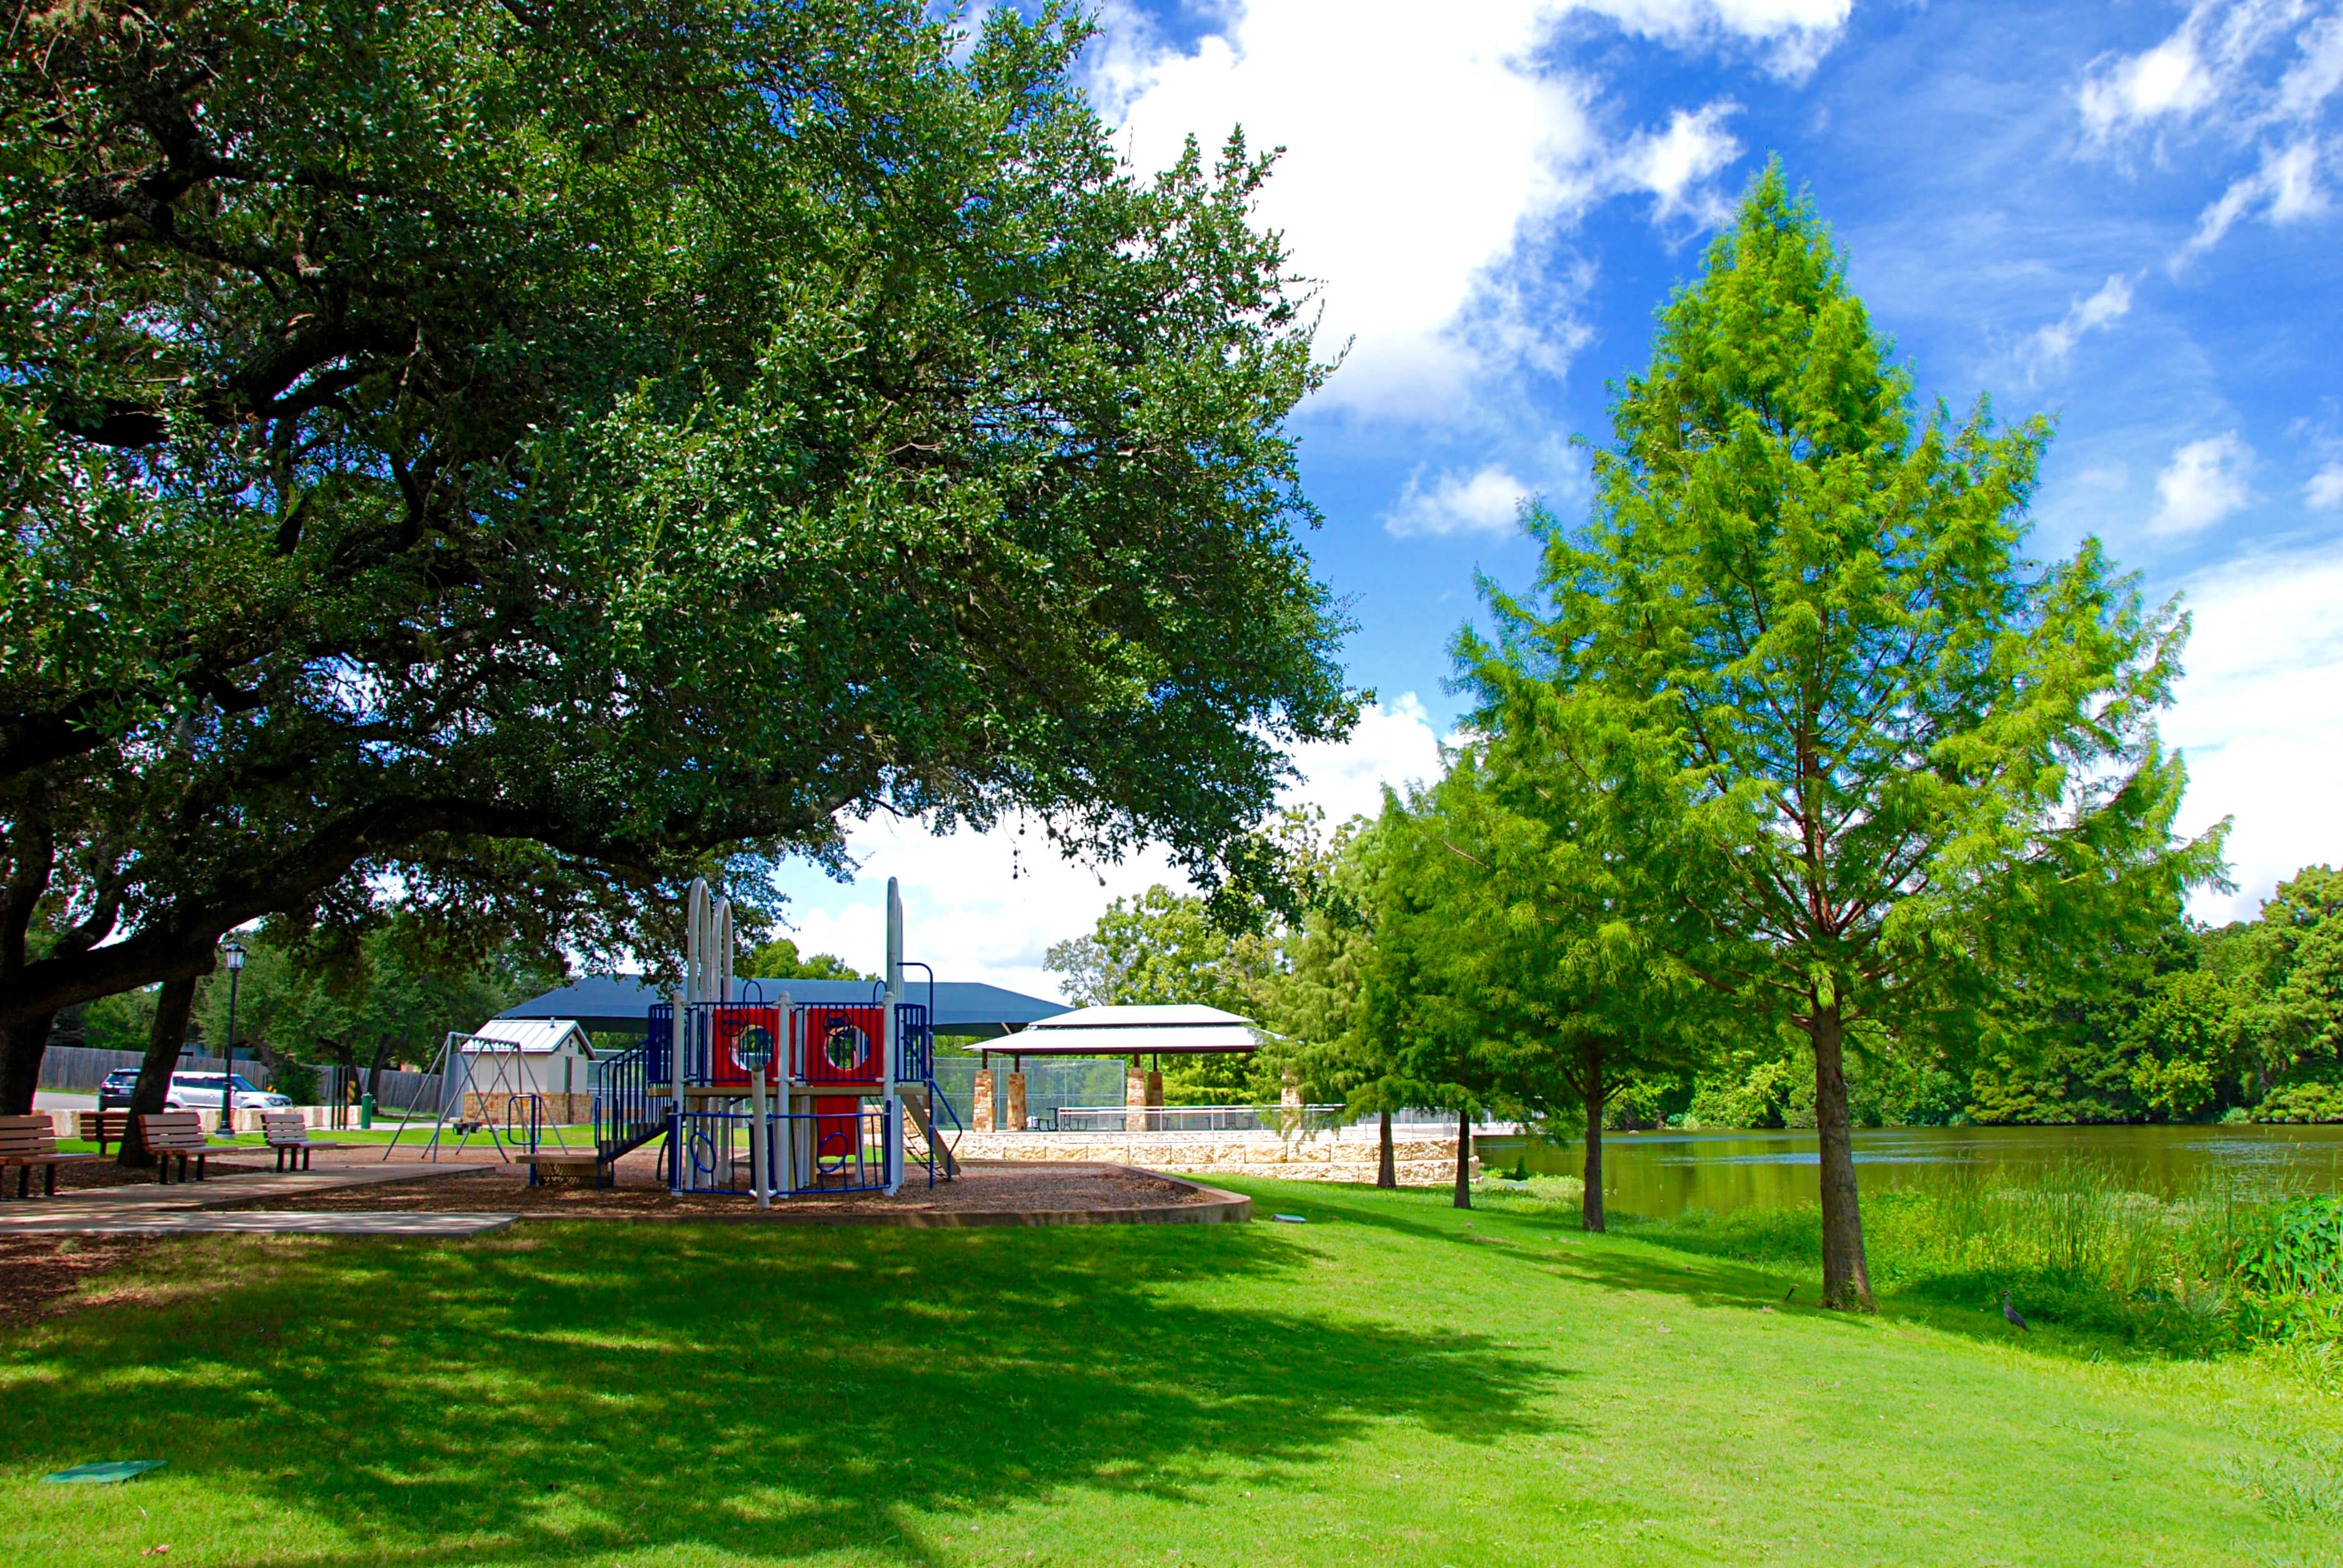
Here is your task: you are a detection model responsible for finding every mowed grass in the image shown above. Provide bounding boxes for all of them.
[2,1178,2339,1567]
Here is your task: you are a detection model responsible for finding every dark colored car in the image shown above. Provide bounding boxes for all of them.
[97,1067,140,1110]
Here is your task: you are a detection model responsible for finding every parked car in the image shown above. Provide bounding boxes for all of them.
[164,1073,291,1113]
[97,1068,291,1113]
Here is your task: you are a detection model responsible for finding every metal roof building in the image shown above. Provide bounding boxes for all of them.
[499,975,1064,1039]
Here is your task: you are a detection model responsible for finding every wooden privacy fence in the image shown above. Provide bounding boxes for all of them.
[34,1043,441,1111]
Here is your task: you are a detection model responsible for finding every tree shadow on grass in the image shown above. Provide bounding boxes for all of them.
[1271,1183,1863,1326]
[1297,1183,2239,1362]
[0,1221,1566,1565]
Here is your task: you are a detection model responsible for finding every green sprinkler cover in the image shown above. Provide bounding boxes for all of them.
[42,1460,167,1484]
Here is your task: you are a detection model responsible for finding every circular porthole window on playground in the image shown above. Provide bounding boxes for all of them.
[823,1021,867,1072]
[729,1025,775,1074]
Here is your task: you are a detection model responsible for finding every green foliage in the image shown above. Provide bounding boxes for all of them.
[194,918,561,1083]
[2237,1196,2343,1299]
[1967,868,2343,1126]
[1364,753,1711,1136]
[1624,1159,2295,1354]
[1047,885,1275,1015]
[744,936,868,983]
[1042,881,1277,1103]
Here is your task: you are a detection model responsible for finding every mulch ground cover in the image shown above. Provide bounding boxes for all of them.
[14,1157,273,1196]
[203,1157,1215,1219]
[0,1236,162,1329]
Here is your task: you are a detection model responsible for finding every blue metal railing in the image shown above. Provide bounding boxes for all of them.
[590,1043,663,1176]
[669,1104,895,1197]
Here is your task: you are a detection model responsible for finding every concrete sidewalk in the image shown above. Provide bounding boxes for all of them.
[0,1161,492,1229]
[3,1209,516,1237]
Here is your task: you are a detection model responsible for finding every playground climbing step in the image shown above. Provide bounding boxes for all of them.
[1,1210,517,1237]
[0,1161,492,1229]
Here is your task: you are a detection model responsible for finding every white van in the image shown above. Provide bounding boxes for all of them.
[162,1073,292,1113]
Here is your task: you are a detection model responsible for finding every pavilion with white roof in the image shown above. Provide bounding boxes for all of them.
[971,1004,1276,1132]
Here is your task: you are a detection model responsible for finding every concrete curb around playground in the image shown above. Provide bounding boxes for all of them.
[612,1164,1253,1229]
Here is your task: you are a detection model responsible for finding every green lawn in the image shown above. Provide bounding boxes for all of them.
[2,1178,2337,1567]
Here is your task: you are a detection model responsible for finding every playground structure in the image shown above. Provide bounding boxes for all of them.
[587,876,962,1204]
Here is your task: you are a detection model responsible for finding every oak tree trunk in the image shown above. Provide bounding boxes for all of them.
[1377,1107,1396,1189]
[1581,1038,1606,1233]
[1810,999,1874,1311]
[1452,1107,1472,1209]
[0,1011,54,1116]
[119,977,197,1169]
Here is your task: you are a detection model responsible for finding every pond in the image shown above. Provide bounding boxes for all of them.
[1475,1124,2343,1218]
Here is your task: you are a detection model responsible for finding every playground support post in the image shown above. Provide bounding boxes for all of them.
[747,1036,770,1210]
[883,878,904,1196]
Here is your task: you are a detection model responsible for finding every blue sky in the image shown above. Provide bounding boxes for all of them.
[774,0,2343,997]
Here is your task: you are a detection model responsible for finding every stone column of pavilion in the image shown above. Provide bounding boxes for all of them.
[972,1065,996,1132]
[1005,1064,1028,1131]
[1125,1054,1149,1132]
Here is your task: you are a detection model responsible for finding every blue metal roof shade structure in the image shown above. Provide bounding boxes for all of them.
[502,973,1063,1041]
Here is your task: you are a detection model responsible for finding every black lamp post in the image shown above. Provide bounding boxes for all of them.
[218,940,246,1134]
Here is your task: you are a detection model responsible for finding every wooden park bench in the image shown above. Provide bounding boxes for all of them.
[260,1111,346,1171]
[76,1109,131,1155]
[139,1111,230,1184]
[0,1114,102,1198]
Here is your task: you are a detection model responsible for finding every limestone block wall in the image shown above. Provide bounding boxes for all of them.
[903,1123,1478,1187]
[463,1091,595,1127]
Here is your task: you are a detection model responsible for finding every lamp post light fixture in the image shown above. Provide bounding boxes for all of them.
[218,940,246,1134]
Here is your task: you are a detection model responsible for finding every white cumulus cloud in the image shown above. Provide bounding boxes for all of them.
[1606,101,1746,224]
[2307,462,2343,506]
[1098,1,1605,419]
[1090,2,1830,420]
[1384,465,1533,538]
[2167,540,2343,923]
[2022,273,2134,372]
[2080,20,2221,137]
[2149,433,2255,535]
[2077,2,2343,265]
[2174,137,2330,267]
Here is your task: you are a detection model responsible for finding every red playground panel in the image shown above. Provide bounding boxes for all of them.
[707,1005,785,1086]
[795,1006,886,1087]
[814,1095,863,1169]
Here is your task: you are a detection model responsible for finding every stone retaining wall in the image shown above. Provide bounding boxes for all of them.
[910,1128,1476,1187]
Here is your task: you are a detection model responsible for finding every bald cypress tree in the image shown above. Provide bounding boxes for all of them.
[1465,164,2221,1309]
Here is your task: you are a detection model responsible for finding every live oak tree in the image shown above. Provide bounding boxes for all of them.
[1471,166,2220,1307]
[0,0,1355,1138]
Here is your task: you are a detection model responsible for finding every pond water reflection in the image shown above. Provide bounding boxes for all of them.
[1475,1124,2343,1218]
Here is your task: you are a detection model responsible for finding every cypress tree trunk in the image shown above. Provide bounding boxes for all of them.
[1811,998,1874,1311]
[1581,1038,1606,1234]
[1451,1107,1472,1209]
[1376,1107,1396,1189]
[0,1012,54,1116]
[119,977,197,1169]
